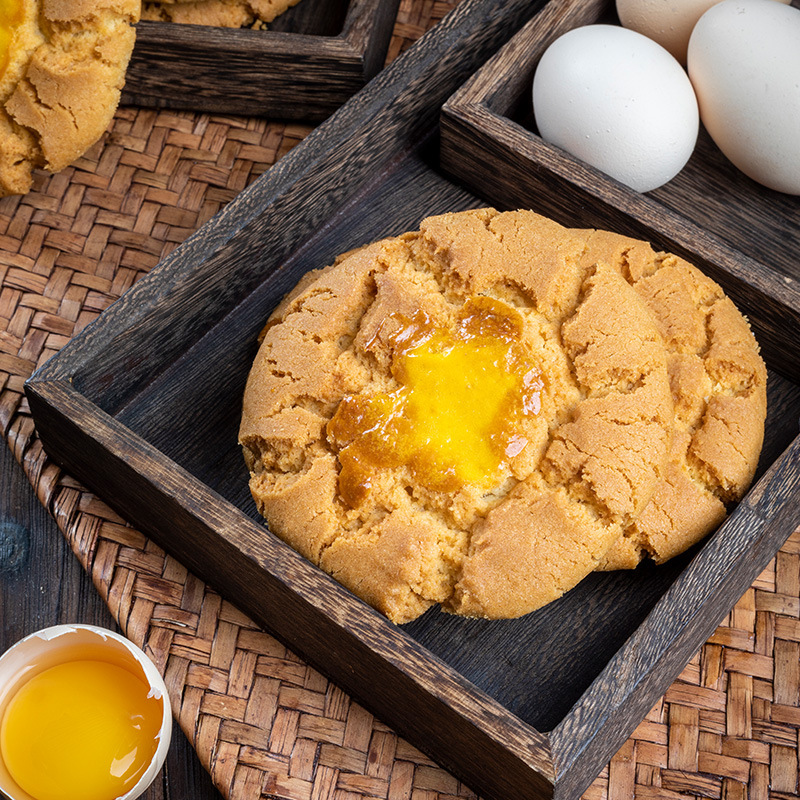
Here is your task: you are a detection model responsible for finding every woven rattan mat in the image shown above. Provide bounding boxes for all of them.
[2,2,800,798]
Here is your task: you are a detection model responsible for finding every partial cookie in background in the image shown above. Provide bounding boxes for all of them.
[0,0,140,197]
[141,0,302,27]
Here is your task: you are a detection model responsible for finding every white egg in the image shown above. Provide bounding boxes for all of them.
[532,25,699,193]
[616,0,789,64]
[687,0,800,195]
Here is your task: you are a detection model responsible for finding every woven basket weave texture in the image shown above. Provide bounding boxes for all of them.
[1,2,800,798]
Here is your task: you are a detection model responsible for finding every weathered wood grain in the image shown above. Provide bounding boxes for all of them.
[0,440,224,800]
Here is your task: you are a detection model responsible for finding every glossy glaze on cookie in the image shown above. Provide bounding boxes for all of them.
[327,297,543,505]
[0,1,25,82]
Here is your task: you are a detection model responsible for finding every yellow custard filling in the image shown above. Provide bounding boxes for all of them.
[328,296,543,506]
[0,0,24,81]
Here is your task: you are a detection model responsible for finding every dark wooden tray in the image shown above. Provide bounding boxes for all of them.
[123,0,400,120]
[25,0,800,798]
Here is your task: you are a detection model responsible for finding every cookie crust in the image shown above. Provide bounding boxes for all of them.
[141,0,301,27]
[580,230,768,570]
[240,209,767,623]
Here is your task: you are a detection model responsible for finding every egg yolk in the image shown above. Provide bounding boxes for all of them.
[0,659,163,800]
[0,0,24,81]
[328,296,543,505]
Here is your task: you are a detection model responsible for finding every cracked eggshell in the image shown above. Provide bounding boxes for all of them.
[532,25,699,193]
[687,0,800,195]
[0,624,172,800]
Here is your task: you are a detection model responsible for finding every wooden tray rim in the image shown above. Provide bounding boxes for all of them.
[135,0,383,55]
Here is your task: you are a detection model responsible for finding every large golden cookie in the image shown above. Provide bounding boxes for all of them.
[0,0,140,197]
[141,0,301,27]
[239,209,766,624]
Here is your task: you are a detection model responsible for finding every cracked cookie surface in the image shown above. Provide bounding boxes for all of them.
[0,0,140,197]
[239,208,766,624]
[141,0,301,27]
[584,230,768,570]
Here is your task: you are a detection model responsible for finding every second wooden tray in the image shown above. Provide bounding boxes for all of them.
[124,0,400,120]
[439,0,800,284]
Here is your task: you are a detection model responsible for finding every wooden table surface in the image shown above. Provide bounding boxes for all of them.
[0,433,223,800]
